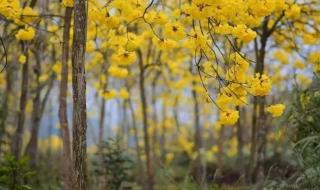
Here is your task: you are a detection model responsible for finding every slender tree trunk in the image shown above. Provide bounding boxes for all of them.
[128,95,145,187]
[0,24,11,156]
[192,82,205,187]
[249,18,269,182]
[99,97,106,144]
[25,50,42,167]
[11,43,29,159]
[151,73,160,160]
[10,0,38,161]
[138,50,154,190]
[98,60,109,145]
[58,7,73,190]
[72,0,88,188]
[98,91,106,144]
[121,101,129,148]
[160,101,167,162]
[25,75,53,165]
[173,95,180,131]
[236,106,244,174]
[0,61,12,156]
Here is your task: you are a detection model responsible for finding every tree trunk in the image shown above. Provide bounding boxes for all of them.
[160,101,167,162]
[98,59,109,145]
[151,73,160,160]
[11,43,29,159]
[71,0,88,188]
[25,49,42,167]
[58,7,73,190]
[138,50,154,190]
[236,106,244,174]
[192,82,205,187]
[249,17,269,182]
[0,24,11,156]
[25,75,53,166]
[127,95,145,187]
[98,91,106,144]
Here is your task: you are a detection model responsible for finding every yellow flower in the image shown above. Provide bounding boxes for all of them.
[15,27,36,41]
[86,41,96,53]
[39,74,49,83]
[182,2,211,19]
[126,33,143,51]
[293,60,305,70]
[216,93,233,109]
[215,23,233,35]
[232,24,257,42]
[108,65,129,78]
[266,104,286,117]
[164,22,185,41]
[211,145,219,154]
[152,37,177,50]
[48,25,59,33]
[285,4,301,19]
[111,50,137,66]
[302,33,317,45]
[219,109,239,126]
[119,88,129,99]
[39,136,63,152]
[0,73,4,86]
[273,50,288,64]
[52,62,62,74]
[62,0,73,7]
[165,153,174,164]
[21,7,38,23]
[229,53,249,71]
[249,73,272,96]
[18,55,27,64]
[101,89,117,100]
[296,74,312,87]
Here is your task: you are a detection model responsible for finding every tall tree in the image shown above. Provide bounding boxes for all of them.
[11,42,29,159]
[138,50,154,190]
[72,0,88,189]
[59,6,73,190]
[25,48,53,167]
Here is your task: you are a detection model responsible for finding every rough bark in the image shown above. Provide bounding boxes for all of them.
[71,0,88,188]
[138,50,154,190]
[58,7,73,190]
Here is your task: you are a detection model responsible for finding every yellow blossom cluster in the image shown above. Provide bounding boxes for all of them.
[248,73,272,96]
[309,52,320,72]
[0,1,38,40]
[62,0,74,7]
[220,109,240,126]
[108,66,128,79]
[15,27,36,41]
[266,104,286,117]
[18,55,27,64]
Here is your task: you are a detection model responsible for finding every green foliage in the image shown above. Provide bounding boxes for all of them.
[92,138,133,190]
[267,76,320,189]
[291,78,320,166]
[32,154,62,190]
[0,154,35,190]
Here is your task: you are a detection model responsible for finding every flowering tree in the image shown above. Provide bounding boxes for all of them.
[0,0,319,189]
